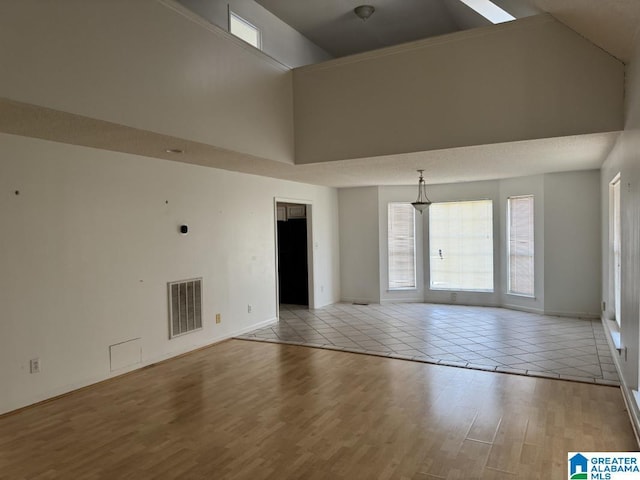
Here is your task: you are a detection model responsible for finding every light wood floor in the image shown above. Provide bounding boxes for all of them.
[0,340,636,479]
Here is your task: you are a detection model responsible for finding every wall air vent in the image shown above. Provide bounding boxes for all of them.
[168,278,203,338]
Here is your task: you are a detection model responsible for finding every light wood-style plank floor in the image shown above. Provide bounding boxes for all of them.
[0,339,636,479]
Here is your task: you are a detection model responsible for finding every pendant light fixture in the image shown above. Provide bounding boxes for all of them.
[411,170,432,214]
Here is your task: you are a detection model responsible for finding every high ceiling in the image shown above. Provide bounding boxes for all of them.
[254,0,527,57]
[244,0,638,187]
[254,0,639,62]
[2,0,639,188]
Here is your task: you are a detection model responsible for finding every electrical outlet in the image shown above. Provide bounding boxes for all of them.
[215,313,221,324]
[30,358,40,374]
[248,304,252,313]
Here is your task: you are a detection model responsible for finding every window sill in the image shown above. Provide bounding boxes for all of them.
[603,319,623,354]
[429,288,494,293]
[605,319,622,351]
[506,292,536,299]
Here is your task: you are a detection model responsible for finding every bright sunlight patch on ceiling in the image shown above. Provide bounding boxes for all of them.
[459,0,515,24]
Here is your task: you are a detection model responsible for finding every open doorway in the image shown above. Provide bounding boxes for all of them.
[275,202,311,310]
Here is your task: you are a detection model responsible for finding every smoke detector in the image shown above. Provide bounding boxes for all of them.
[354,5,375,21]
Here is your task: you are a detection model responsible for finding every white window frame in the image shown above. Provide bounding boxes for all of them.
[610,173,621,327]
[228,10,261,49]
[388,202,417,290]
[428,199,494,292]
[507,195,535,297]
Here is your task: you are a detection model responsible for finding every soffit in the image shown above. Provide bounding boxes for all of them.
[0,98,617,188]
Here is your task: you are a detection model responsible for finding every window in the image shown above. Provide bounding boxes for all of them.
[229,11,261,49]
[429,200,493,291]
[507,195,534,296]
[388,203,416,289]
[458,0,515,24]
[611,174,621,326]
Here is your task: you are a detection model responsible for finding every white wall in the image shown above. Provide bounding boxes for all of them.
[293,14,623,164]
[338,187,380,304]
[544,171,601,316]
[177,0,332,67]
[0,133,340,415]
[600,32,640,421]
[339,171,602,315]
[0,0,294,163]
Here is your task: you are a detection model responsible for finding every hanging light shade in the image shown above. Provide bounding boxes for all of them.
[411,170,431,214]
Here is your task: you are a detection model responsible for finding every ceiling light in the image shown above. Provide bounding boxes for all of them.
[411,170,432,214]
[354,5,375,22]
[165,148,184,154]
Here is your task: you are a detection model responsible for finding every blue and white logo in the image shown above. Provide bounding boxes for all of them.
[568,452,640,479]
[570,453,589,479]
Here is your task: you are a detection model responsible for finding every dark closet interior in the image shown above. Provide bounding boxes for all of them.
[277,204,309,306]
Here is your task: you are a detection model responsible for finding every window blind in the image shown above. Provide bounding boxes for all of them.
[388,203,416,289]
[611,175,621,325]
[507,195,534,296]
[429,200,493,291]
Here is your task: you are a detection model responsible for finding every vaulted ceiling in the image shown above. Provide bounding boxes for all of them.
[254,0,639,62]
[249,0,639,186]
[254,0,524,57]
[0,0,638,188]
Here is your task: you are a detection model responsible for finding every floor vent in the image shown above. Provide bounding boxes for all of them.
[168,278,203,338]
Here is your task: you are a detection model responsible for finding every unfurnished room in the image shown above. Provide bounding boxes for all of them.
[1,0,640,478]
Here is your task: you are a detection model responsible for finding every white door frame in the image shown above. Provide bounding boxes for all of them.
[273,197,315,320]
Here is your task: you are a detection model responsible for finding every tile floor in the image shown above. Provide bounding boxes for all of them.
[237,302,619,385]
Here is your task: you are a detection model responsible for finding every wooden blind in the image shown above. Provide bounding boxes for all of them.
[388,203,416,289]
[429,200,494,291]
[507,195,534,296]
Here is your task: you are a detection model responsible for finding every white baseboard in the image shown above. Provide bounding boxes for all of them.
[229,317,277,336]
[0,316,278,416]
[426,299,501,309]
[602,316,640,447]
[500,303,599,319]
[544,309,600,319]
[501,303,544,315]
[341,297,379,305]
[380,297,424,304]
